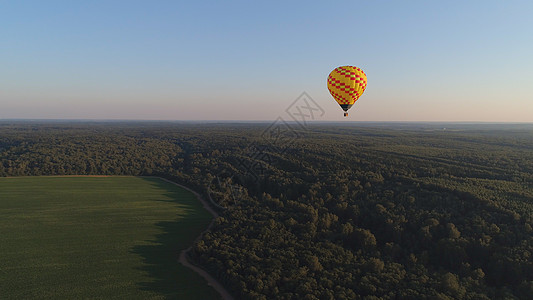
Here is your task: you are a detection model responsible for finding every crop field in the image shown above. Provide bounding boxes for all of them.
[0,176,219,299]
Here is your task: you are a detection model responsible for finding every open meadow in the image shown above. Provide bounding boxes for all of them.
[1,122,532,298]
[0,176,219,299]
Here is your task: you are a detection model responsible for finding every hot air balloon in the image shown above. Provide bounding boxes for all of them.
[327,66,367,117]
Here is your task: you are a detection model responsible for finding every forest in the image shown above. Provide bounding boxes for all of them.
[0,121,532,299]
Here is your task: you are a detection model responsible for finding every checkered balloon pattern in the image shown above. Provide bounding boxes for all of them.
[327,66,367,108]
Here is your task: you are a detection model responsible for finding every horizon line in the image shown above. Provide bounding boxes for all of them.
[1,118,533,124]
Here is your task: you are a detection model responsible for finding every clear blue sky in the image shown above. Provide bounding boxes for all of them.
[1,1,532,121]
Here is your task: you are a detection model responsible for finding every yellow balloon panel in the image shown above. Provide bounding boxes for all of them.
[327,66,367,106]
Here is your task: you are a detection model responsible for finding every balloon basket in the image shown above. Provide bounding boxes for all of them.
[344,112,348,117]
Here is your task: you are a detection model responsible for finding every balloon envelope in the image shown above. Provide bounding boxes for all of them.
[327,66,367,114]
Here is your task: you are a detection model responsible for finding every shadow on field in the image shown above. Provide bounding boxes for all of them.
[130,177,212,299]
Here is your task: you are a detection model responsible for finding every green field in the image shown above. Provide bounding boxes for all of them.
[0,176,220,299]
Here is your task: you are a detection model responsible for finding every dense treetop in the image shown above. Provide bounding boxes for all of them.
[1,121,532,299]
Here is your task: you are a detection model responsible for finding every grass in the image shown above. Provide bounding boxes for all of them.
[0,176,220,299]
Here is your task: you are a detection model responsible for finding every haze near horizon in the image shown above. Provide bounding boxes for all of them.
[1,1,532,122]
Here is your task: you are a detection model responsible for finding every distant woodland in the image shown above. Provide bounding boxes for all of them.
[1,121,532,299]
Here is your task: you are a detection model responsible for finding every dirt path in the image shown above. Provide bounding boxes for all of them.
[2,175,233,299]
[157,177,220,218]
[156,177,233,300]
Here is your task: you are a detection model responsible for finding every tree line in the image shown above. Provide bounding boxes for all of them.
[1,121,532,299]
